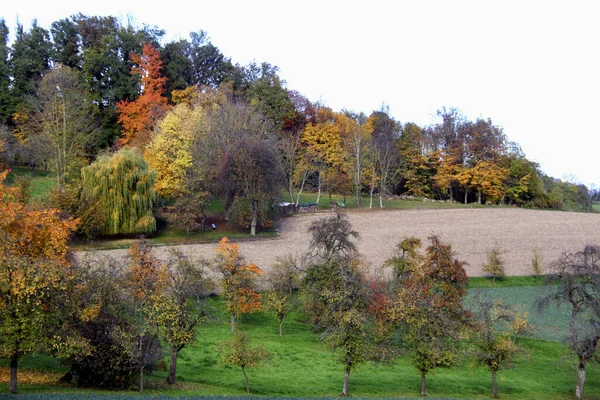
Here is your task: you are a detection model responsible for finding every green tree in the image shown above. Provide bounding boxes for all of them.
[22,65,99,188]
[217,331,271,395]
[153,250,212,385]
[392,236,470,396]
[482,247,505,284]
[471,291,523,398]
[81,148,156,235]
[50,18,82,69]
[264,254,302,336]
[0,19,11,125]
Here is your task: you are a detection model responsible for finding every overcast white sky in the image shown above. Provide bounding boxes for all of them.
[3,0,599,188]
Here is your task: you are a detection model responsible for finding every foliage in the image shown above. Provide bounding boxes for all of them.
[384,236,422,285]
[264,254,302,337]
[152,250,213,384]
[81,148,156,235]
[531,248,543,276]
[145,103,200,199]
[391,235,470,396]
[117,43,170,148]
[482,247,505,284]
[213,238,263,331]
[470,291,524,398]
[217,331,271,395]
[307,212,359,262]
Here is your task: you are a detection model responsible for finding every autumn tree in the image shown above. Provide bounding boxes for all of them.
[471,291,523,398]
[392,236,470,396]
[117,42,170,148]
[217,331,271,395]
[537,245,600,400]
[384,236,422,285]
[153,250,213,384]
[213,238,263,331]
[482,247,505,284]
[81,148,156,235]
[123,240,163,392]
[21,65,100,188]
[264,254,302,336]
[307,211,359,262]
[145,103,201,200]
[0,171,79,393]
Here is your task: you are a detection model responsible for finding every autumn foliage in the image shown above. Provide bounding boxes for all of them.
[213,237,263,331]
[117,43,170,148]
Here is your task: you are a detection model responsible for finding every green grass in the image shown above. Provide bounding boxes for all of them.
[469,275,547,289]
[593,202,600,213]
[5,166,57,203]
[290,191,483,211]
[2,292,598,399]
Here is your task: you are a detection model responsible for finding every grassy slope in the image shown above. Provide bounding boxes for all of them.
[2,290,598,399]
[5,166,57,203]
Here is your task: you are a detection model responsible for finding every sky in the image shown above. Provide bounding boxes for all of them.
[3,0,599,188]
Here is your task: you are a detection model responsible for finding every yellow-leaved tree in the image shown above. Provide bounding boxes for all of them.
[145,103,202,200]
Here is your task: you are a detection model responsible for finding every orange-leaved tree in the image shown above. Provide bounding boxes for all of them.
[213,237,263,332]
[117,43,170,148]
[0,170,79,393]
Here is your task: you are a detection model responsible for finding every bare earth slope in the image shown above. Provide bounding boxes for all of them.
[86,208,600,277]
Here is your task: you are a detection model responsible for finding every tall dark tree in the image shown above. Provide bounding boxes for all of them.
[50,18,82,69]
[10,21,52,117]
[0,19,11,125]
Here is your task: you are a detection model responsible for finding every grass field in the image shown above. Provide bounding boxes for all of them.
[4,166,57,203]
[593,202,600,213]
[1,287,598,399]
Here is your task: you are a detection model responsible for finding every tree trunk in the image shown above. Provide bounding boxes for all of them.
[10,353,18,394]
[379,193,384,208]
[464,188,468,204]
[342,364,351,396]
[369,186,374,208]
[167,347,179,385]
[139,366,144,392]
[242,366,250,395]
[250,200,257,236]
[316,169,322,205]
[576,360,586,400]
[279,319,283,337]
[420,372,427,396]
[231,313,235,332]
[492,369,498,398]
[478,189,482,204]
[295,171,308,206]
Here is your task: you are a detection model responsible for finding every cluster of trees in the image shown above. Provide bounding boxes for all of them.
[1,164,599,397]
[0,15,592,241]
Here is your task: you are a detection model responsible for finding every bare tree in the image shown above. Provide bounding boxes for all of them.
[537,245,600,400]
[307,212,359,262]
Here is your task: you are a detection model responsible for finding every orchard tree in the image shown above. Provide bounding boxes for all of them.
[307,211,359,262]
[117,43,170,147]
[213,238,263,331]
[153,250,213,384]
[0,171,79,393]
[264,254,302,336]
[217,331,271,395]
[384,236,422,285]
[471,291,523,398]
[537,245,600,400]
[81,148,156,235]
[392,236,470,396]
[482,247,505,284]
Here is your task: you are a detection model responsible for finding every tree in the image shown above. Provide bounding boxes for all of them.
[153,250,212,384]
[392,236,470,396]
[471,291,523,398]
[22,65,99,188]
[145,103,200,200]
[117,42,170,147]
[123,240,163,392]
[307,212,359,262]
[217,331,271,395]
[264,254,302,336]
[482,247,505,284]
[217,137,284,235]
[537,245,600,400]
[166,188,211,238]
[50,18,82,69]
[213,238,263,331]
[81,148,156,235]
[0,171,79,393]
[384,236,422,285]
[0,19,11,125]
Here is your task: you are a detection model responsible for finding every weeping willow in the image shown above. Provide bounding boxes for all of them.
[82,148,157,235]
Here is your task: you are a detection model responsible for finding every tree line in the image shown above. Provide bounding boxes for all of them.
[0,15,592,240]
[1,174,598,398]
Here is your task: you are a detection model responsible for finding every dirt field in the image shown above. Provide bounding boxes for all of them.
[85,208,600,277]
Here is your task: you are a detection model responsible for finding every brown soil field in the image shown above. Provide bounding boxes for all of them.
[83,208,600,277]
